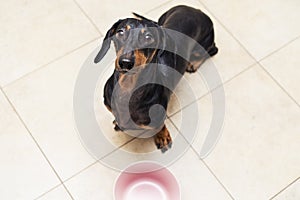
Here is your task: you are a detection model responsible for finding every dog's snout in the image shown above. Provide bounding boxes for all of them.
[119,55,135,70]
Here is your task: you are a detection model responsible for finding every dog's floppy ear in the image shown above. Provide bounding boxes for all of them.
[94,20,122,63]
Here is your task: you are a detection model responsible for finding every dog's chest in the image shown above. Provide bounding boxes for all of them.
[111,73,145,129]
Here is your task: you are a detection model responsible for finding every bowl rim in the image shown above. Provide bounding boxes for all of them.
[113,161,181,200]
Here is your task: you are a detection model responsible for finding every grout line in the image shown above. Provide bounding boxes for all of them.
[258,35,300,62]
[269,177,300,200]
[62,161,98,183]
[33,184,62,200]
[98,136,138,160]
[168,118,235,199]
[168,62,257,118]
[201,159,235,199]
[63,136,143,183]
[0,88,75,200]
[3,37,100,89]
[72,0,103,36]
[259,64,300,108]
[59,184,75,200]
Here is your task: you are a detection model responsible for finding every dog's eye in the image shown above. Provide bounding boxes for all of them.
[116,29,125,39]
[140,33,154,45]
[145,33,153,41]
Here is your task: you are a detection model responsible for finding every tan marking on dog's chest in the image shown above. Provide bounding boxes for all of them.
[117,72,140,93]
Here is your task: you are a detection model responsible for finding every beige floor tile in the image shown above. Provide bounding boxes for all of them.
[37,185,72,200]
[261,37,300,105]
[0,91,59,199]
[3,41,101,180]
[168,149,232,200]
[202,65,300,199]
[65,163,118,200]
[75,0,171,33]
[273,179,300,200]
[0,0,99,86]
[171,93,215,157]
[200,0,300,60]
[167,72,209,115]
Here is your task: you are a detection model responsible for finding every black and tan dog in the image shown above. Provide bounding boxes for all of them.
[94,5,218,152]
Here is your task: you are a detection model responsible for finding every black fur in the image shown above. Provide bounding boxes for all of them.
[95,5,218,151]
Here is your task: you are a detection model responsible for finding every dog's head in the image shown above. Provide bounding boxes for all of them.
[94,15,166,73]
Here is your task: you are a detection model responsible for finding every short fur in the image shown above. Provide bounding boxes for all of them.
[94,5,218,152]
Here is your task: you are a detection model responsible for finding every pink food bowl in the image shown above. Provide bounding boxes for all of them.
[114,162,180,200]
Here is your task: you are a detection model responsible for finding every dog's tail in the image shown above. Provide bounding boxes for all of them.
[132,12,147,20]
[132,12,158,24]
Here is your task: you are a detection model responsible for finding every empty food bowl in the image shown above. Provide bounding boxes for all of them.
[114,161,180,200]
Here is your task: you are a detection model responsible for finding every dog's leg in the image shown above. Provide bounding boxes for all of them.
[154,125,172,153]
[186,51,209,73]
[186,42,218,73]
[105,106,121,131]
[186,56,207,73]
[207,42,218,57]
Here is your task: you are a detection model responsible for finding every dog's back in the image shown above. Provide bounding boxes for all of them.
[158,5,218,58]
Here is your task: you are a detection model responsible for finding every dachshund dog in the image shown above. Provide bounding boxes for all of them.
[94,5,218,152]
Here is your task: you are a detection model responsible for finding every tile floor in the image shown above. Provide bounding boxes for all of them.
[1,0,299,199]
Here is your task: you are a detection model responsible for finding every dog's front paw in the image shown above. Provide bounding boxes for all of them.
[154,126,172,153]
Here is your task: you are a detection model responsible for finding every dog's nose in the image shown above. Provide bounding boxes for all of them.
[119,56,135,70]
